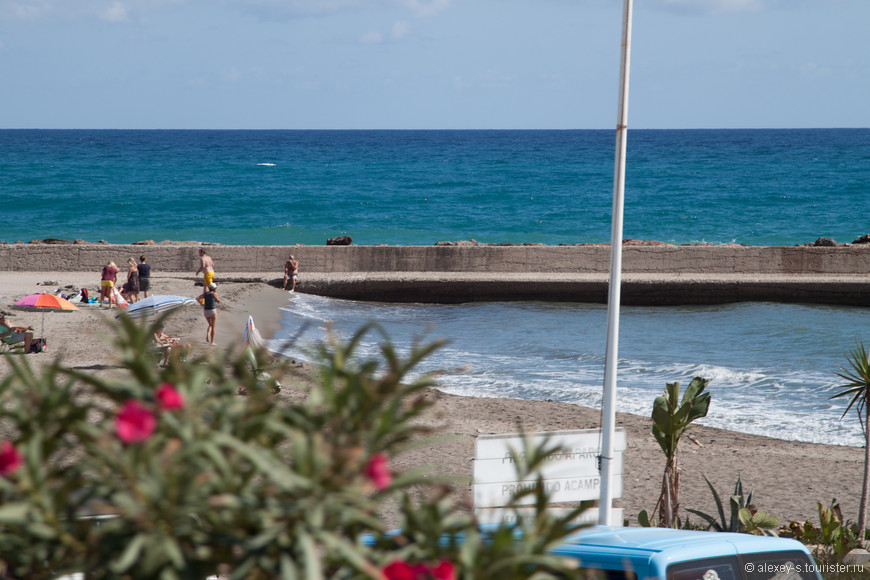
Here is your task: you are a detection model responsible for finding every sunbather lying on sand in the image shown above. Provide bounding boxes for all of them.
[153,325,191,366]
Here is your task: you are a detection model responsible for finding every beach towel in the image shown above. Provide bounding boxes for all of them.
[111,287,129,308]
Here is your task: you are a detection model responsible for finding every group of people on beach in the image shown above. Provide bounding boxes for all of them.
[99,255,151,307]
[95,248,297,351]
[96,249,220,347]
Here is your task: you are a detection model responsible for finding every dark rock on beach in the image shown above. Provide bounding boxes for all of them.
[435,240,481,246]
[623,239,670,246]
[326,236,353,246]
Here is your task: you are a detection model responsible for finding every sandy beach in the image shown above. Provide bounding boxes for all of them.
[0,271,864,529]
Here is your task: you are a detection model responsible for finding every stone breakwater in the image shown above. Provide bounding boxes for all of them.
[1,243,869,305]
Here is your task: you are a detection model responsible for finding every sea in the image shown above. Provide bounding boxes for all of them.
[2,128,869,446]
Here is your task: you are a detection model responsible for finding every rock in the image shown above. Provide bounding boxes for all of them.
[623,239,670,246]
[813,237,838,247]
[43,238,73,245]
[73,239,92,244]
[434,240,480,247]
[133,240,156,245]
[326,236,352,246]
[843,548,870,565]
[156,240,206,246]
[853,234,870,245]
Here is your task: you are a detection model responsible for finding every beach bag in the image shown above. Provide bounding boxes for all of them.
[29,338,46,353]
[80,288,89,303]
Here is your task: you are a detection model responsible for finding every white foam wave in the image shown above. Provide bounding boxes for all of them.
[269,294,868,447]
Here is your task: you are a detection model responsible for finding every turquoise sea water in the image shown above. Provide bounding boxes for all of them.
[2,129,868,246]
[3,129,870,445]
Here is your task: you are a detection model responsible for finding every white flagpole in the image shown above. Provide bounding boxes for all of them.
[599,0,633,526]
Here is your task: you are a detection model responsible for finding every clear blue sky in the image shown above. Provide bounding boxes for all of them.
[1,0,867,129]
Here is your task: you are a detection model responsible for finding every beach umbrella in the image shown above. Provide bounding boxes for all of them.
[117,295,198,320]
[11,292,79,336]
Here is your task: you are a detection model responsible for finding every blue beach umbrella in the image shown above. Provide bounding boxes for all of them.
[117,295,198,320]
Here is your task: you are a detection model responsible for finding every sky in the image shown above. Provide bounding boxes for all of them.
[0,0,868,130]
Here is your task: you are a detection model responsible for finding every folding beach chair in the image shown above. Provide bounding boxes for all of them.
[0,334,26,353]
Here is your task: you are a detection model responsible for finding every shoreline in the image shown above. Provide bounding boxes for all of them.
[0,272,864,526]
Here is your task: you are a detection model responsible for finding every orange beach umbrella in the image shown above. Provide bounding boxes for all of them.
[11,292,78,336]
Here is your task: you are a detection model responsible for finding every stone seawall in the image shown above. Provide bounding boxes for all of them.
[1,243,869,305]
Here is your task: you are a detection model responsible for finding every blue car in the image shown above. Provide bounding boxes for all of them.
[551,526,824,580]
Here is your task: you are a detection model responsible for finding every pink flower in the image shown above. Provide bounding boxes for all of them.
[365,453,392,490]
[115,400,156,443]
[383,561,418,580]
[430,561,456,580]
[156,383,185,410]
[382,560,455,580]
[0,441,23,476]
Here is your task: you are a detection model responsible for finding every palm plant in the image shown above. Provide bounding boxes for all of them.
[651,377,711,528]
[831,342,870,546]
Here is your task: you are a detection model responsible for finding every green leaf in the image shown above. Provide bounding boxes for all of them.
[279,553,299,580]
[299,532,323,580]
[110,532,147,574]
[0,502,31,524]
[162,535,185,568]
[637,509,652,528]
[26,521,57,540]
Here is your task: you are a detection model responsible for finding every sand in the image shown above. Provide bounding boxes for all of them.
[0,271,864,529]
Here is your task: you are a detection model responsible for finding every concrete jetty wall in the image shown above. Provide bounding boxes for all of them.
[1,243,868,305]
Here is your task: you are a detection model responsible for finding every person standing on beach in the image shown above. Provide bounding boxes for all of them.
[195,248,215,288]
[121,257,140,303]
[283,255,299,291]
[99,261,119,308]
[137,255,151,298]
[197,282,220,345]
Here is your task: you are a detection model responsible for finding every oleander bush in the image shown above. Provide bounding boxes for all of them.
[0,317,588,579]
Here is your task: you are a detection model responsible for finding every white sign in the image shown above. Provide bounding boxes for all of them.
[472,429,626,508]
[475,507,625,527]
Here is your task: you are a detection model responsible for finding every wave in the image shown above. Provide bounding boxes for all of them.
[269,293,867,447]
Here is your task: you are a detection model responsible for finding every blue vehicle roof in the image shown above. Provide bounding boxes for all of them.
[551,526,818,578]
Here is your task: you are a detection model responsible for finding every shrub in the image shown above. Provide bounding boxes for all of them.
[686,475,779,536]
[786,500,862,559]
[0,318,588,579]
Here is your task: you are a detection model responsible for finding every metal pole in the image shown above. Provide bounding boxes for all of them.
[599,0,633,526]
